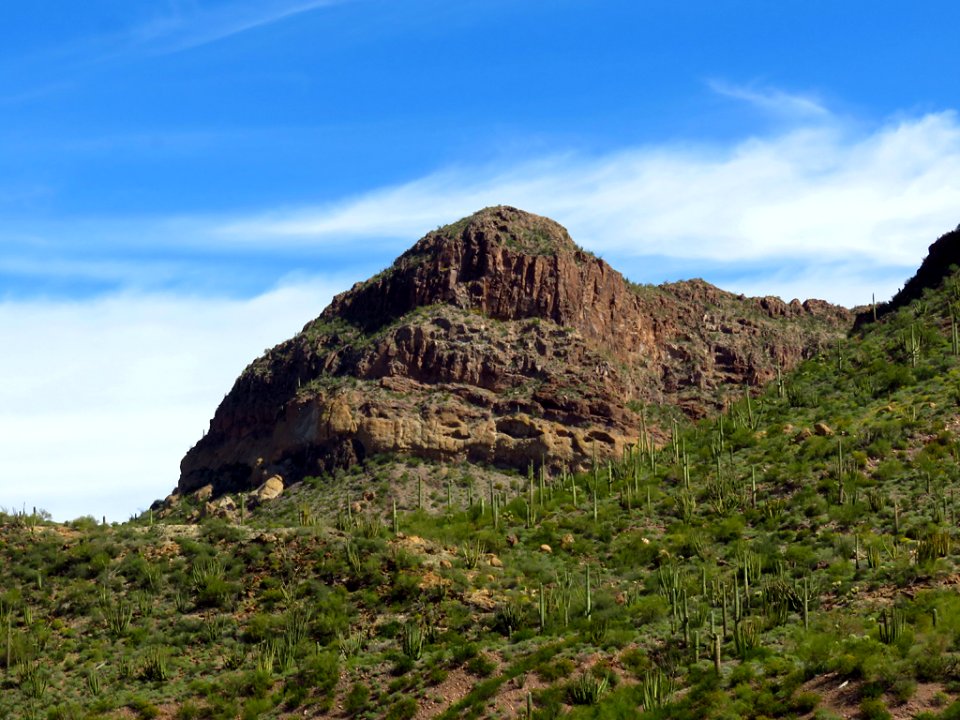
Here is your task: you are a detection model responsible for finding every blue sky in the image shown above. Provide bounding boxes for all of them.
[4,0,960,520]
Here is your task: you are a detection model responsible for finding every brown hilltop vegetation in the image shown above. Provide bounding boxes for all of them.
[179,206,852,497]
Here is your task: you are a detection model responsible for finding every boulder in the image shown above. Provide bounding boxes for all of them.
[204,496,237,520]
[254,475,284,502]
[814,422,834,437]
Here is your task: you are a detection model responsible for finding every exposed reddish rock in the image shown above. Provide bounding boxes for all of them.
[179,206,852,496]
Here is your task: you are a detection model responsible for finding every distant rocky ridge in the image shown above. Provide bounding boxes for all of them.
[863,225,960,324]
[178,206,851,497]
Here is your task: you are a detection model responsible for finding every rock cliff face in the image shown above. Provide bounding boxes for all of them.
[179,207,852,496]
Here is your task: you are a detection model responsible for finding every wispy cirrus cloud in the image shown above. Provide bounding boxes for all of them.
[8,110,960,307]
[0,0,352,107]
[214,110,960,306]
[708,79,831,119]
[130,0,350,54]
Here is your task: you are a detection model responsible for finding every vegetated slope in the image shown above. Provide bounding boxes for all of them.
[178,206,849,499]
[9,228,960,720]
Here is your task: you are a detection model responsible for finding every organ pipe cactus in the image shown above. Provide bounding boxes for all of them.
[539,583,547,631]
[401,621,425,660]
[585,565,592,618]
[733,618,759,658]
[800,576,810,630]
[640,669,670,710]
[879,607,904,645]
[673,418,680,462]
[837,438,845,505]
[539,463,546,506]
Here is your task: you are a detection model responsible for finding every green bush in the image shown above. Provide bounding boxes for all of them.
[127,697,160,720]
[537,657,575,682]
[385,697,418,720]
[297,652,339,698]
[345,681,370,714]
[175,701,203,720]
[466,654,496,677]
[859,697,891,720]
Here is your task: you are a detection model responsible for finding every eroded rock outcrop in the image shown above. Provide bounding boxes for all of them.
[179,206,852,496]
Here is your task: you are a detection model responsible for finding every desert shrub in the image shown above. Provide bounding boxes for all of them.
[466,653,496,677]
[711,515,745,543]
[241,669,272,699]
[241,697,275,720]
[201,520,243,544]
[629,593,669,626]
[385,697,418,720]
[859,697,891,720]
[450,641,479,667]
[127,697,160,719]
[175,701,203,720]
[243,613,282,644]
[610,531,661,570]
[386,570,420,604]
[890,676,917,704]
[537,657,575,682]
[297,651,339,698]
[345,681,370,714]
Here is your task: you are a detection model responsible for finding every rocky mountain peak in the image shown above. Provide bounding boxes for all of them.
[409,205,583,259]
[318,206,591,334]
[178,209,852,498]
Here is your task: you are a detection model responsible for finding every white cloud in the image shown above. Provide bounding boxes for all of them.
[17,110,959,309]
[704,262,911,309]
[133,0,349,53]
[708,80,830,118]
[0,278,348,522]
[218,111,960,306]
